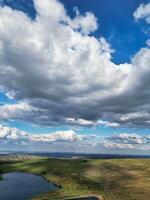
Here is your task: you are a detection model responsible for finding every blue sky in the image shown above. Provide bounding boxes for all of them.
[1,0,149,64]
[0,0,150,154]
[61,0,150,64]
[0,0,148,93]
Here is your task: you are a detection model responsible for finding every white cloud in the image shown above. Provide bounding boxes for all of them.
[0,0,149,129]
[106,133,148,144]
[134,3,150,23]
[0,124,84,145]
[101,133,150,152]
[0,124,28,144]
[66,118,120,127]
[0,124,149,153]
[102,142,134,150]
[0,102,34,119]
[66,118,95,126]
[97,120,120,128]
[68,9,98,35]
[29,130,82,142]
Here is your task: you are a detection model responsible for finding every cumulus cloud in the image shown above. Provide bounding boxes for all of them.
[66,118,120,127]
[67,7,98,35]
[0,124,84,145]
[101,133,150,153]
[0,124,149,153]
[0,124,100,152]
[102,142,135,150]
[133,3,150,23]
[29,130,83,143]
[0,0,149,129]
[0,102,37,121]
[0,124,28,145]
[106,133,150,145]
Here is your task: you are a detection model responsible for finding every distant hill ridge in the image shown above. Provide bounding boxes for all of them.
[0,151,150,159]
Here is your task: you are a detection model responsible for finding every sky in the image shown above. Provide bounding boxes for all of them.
[0,0,150,154]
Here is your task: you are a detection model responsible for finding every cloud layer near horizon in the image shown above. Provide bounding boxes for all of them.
[0,0,150,130]
[0,124,149,154]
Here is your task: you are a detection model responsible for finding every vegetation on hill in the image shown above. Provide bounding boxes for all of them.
[0,156,150,200]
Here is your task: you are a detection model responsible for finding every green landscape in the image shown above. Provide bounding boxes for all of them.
[0,156,150,200]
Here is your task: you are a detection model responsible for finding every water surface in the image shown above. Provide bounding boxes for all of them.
[70,198,99,200]
[0,172,56,200]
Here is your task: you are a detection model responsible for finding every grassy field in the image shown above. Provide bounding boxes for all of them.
[0,156,150,200]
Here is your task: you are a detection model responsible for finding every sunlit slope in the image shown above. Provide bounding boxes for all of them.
[0,156,150,200]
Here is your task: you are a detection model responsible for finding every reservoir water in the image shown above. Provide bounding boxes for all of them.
[69,198,99,200]
[0,172,56,200]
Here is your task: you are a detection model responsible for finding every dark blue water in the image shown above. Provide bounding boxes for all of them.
[69,198,99,200]
[0,172,56,200]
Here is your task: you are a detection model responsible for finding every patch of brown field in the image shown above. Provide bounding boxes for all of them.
[83,159,150,200]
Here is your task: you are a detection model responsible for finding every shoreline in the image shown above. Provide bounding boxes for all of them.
[0,155,149,200]
[0,171,100,200]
